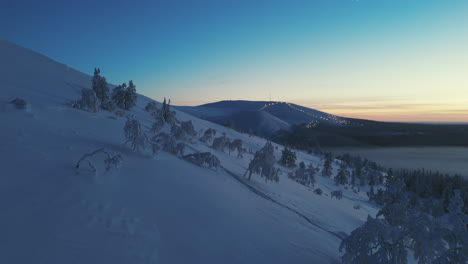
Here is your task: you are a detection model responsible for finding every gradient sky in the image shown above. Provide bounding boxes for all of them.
[1,0,467,122]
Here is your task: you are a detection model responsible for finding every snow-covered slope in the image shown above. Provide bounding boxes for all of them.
[177,100,352,135]
[0,39,377,264]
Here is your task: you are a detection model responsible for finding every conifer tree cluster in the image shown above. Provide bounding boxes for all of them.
[73,68,137,112]
[288,161,317,188]
[112,80,137,110]
[340,169,468,263]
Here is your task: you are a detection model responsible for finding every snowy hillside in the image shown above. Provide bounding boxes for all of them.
[0,39,378,264]
[177,100,352,135]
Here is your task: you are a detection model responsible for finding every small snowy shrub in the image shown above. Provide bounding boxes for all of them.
[314,188,323,195]
[124,116,148,152]
[229,139,245,158]
[212,135,231,152]
[171,120,197,142]
[75,148,122,175]
[145,101,163,120]
[151,132,177,155]
[200,128,217,144]
[331,190,343,200]
[183,152,220,169]
[72,89,100,113]
[10,98,27,109]
[150,119,165,135]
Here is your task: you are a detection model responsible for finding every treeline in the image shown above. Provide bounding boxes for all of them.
[275,121,468,148]
[337,153,468,263]
[394,168,468,214]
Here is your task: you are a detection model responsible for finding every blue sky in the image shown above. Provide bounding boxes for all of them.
[1,0,468,121]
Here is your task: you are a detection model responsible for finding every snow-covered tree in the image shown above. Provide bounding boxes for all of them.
[212,135,231,152]
[126,80,137,109]
[439,190,468,263]
[280,147,297,168]
[321,152,333,177]
[171,121,196,142]
[244,142,279,182]
[149,119,165,135]
[145,101,163,120]
[112,81,137,110]
[288,161,316,188]
[162,97,173,122]
[72,88,100,112]
[150,132,177,156]
[228,139,245,158]
[314,188,323,195]
[340,215,407,264]
[200,128,217,144]
[112,83,127,109]
[124,116,148,152]
[91,68,112,110]
[334,163,349,185]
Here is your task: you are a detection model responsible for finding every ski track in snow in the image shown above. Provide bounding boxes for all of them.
[221,167,345,240]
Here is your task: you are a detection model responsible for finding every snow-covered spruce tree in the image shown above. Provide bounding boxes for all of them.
[334,163,349,185]
[124,116,148,152]
[200,128,217,144]
[340,215,407,264]
[91,68,113,110]
[307,163,317,188]
[244,142,279,182]
[162,97,170,121]
[126,80,137,109]
[280,147,297,168]
[439,190,468,263]
[112,83,127,109]
[72,88,100,112]
[321,152,333,177]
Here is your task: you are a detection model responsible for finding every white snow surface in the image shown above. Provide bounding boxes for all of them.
[0,39,378,264]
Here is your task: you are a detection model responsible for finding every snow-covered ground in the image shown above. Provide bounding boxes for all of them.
[0,39,378,264]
